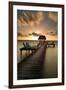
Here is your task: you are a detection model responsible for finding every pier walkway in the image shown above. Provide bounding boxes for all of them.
[17,43,47,80]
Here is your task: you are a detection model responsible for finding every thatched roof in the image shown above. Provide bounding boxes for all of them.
[38,35,46,40]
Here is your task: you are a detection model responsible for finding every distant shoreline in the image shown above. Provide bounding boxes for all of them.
[17,40,58,42]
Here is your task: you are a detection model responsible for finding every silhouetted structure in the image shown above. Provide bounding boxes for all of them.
[38,35,46,40]
[38,35,46,47]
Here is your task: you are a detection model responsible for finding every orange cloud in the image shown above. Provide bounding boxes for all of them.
[17,11,44,27]
[17,11,58,40]
[48,12,58,22]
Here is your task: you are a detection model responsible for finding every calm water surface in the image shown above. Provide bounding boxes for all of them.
[17,40,58,79]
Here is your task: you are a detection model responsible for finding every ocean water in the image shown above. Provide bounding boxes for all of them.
[17,40,39,63]
[43,43,58,78]
[17,40,58,78]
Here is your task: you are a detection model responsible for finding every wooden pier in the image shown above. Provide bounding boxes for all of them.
[20,47,38,59]
[19,41,56,60]
[17,41,57,79]
[18,43,47,79]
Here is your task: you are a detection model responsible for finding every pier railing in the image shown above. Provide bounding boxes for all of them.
[18,40,57,48]
[19,40,57,61]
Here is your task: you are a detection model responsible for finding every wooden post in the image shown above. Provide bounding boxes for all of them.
[20,50,22,60]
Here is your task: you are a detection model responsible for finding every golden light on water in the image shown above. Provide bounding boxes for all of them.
[32,35,39,40]
[17,34,57,40]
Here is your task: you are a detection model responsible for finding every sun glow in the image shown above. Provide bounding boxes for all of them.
[32,35,39,40]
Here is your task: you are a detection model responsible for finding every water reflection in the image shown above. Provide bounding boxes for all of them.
[17,40,58,79]
[42,43,58,78]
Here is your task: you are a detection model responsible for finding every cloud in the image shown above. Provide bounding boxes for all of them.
[29,32,41,36]
[18,32,43,37]
[48,12,58,22]
[46,31,57,36]
[17,11,44,27]
[17,32,28,37]
[17,10,58,40]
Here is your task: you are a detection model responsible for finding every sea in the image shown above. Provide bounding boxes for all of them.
[17,40,58,78]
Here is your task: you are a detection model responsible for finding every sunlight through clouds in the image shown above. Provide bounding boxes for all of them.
[17,10,58,40]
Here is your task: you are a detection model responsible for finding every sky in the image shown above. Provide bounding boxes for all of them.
[17,10,58,40]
